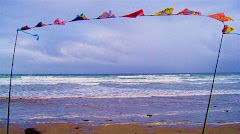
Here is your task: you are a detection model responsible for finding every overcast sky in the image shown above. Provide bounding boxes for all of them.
[0,0,239,74]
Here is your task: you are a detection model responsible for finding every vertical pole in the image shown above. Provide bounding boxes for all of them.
[7,30,19,134]
[202,32,224,134]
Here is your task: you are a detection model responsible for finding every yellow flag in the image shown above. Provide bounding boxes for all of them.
[153,6,174,16]
[222,25,235,34]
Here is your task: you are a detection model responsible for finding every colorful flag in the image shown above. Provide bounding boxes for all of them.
[177,8,202,15]
[97,10,116,19]
[153,6,174,16]
[222,25,235,34]
[208,13,233,22]
[53,18,67,25]
[72,13,88,21]
[35,22,47,27]
[122,9,144,18]
[18,25,31,31]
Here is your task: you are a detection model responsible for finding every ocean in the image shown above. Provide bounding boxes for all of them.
[0,73,239,126]
[1,73,240,98]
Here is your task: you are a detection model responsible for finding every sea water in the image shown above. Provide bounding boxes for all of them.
[0,73,239,125]
[0,73,239,98]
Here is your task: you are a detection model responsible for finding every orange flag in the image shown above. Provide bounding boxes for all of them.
[208,13,233,22]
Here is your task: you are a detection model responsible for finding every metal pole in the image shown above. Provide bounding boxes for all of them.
[7,30,19,134]
[202,32,224,134]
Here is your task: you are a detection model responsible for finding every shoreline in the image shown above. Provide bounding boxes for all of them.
[0,122,239,134]
[1,95,239,126]
[1,92,240,100]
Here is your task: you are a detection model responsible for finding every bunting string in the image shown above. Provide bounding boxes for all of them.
[17,8,235,32]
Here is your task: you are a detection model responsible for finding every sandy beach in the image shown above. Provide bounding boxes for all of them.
[0,95,240,134]
[1,122,240,134]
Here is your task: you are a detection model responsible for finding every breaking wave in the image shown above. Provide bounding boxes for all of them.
[0,73,239,98]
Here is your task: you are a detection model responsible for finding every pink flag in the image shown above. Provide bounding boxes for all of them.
[53,18,67,25]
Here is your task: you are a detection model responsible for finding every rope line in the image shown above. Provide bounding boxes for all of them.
[202,31,224,134]
[228,33,240,35]
[21,14,220,31]
[7,30,19,134]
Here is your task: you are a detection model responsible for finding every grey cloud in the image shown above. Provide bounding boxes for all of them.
[0,0,239,74]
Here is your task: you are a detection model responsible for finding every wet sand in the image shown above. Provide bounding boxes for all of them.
[0,122,239,134]
[1,95,239,126]
[1,95,239,134]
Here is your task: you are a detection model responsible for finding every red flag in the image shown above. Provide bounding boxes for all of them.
[122,9,144,18]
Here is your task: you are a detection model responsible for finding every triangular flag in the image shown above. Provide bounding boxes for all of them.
[53,18,67,25]
[177,8,202,15]
[208,13,233,22]
[18,25,31,31]
[97,10,116,19]
[35,22,47,27]
[153,6,174,16]
[72,13,88,21]
[222,25,235,34]
[122,9,144,18]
